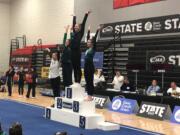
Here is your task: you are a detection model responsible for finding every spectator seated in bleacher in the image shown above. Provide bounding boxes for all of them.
[167,82,180,97]
[94,69,106,90]
[0,75,6,92]
[146,80,160,95]
[9,122,23,135]
[112,71,124,91]
[121,77,135,92]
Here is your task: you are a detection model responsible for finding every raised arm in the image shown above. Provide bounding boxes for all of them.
[80,11,91,36]
[70,26,74,40]
[93,25,103,50]
[87,26,91,41]
[72,14,76,33]
[63,25,70,46]
[92,27,101,50]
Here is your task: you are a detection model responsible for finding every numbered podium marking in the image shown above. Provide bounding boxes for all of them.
[57,98,62,109]
[79,116,86,129]
[66,88,72,99]
[46,108,51,119]
[73,101,79,113]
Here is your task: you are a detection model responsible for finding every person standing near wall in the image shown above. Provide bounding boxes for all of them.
[84,26,100,101]
[61,25,73,87]
[26,67,38,98]
[6,65,15,96]
[45,48,61,98]
[71,11,91,84]
[17,67,25,96]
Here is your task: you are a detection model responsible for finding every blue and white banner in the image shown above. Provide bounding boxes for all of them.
[81,52,104,69]
[171,106,180,124]
[109,97,138,114]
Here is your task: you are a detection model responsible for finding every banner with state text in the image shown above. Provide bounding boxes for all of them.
[100,14,180,38]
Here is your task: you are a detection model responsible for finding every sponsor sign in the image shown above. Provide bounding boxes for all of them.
[147,50,180,71]
[137,102,171,120]
[92,95,111,109]
[11,55,32,66]
[170,106,180,124]
[109,97,139,114]
[81,52,104,69]
[100,14,180,38]
[62,102,73,109]
[41,67,49,78]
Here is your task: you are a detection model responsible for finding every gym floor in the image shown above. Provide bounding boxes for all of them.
[0,86,179,135]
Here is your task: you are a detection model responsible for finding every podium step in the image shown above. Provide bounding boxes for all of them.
[98,122,120,131]
[55,97,96,114]
[45,107,105,129]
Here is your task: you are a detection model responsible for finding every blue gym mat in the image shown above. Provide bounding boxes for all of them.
[0,99,162,135]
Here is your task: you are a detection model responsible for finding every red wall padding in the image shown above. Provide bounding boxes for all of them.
[129,0,145,6]
[113,0,129,9]
[11,44,57,56]
[145,0,161,3]
[113,0,161,9]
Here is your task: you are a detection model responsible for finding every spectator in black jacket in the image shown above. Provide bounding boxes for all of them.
[9,122,22,135]
[6,65,15,96]
[71,11,91,83]
[26,67,38,98]
[17,67,25,96]
[121,77,135,92]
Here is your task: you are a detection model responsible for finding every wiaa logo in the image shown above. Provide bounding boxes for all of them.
[150,55,166,64]
[174,109,180,122]
[102,26,113,33]
[144,21,153,32]
[112,99,122,111]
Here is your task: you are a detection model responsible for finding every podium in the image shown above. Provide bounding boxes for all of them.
[45,84,120,131]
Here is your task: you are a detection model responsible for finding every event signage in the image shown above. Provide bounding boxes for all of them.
[100,14,180,38]
[81,52,104,69]
[41,67,49,78]
[109,97,139,114]
[92,95,111,109]
[137,102,171,120]
[170,106,180,124]
[147,50,180,71]
[11,55,32,66]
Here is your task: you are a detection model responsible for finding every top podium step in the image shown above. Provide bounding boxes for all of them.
[65,83,85,100]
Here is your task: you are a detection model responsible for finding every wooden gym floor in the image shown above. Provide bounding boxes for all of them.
[0,86,180,135]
